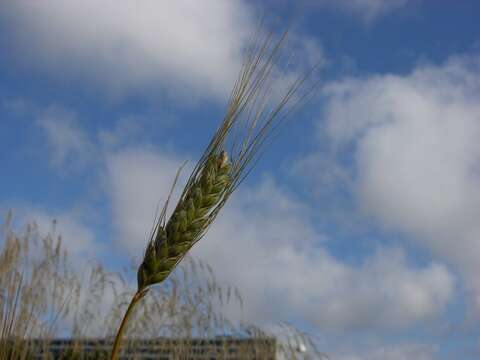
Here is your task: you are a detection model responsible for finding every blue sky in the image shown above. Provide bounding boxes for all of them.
[2,1,480,359]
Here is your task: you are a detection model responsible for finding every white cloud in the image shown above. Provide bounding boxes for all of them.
[0,1,325,101]
[335,0,409,22]
[97,116,145,150]
[105,147,189,255]
[37,106,94,170]
[105,147,454,330]
[0,0,252,98]
[196,208,454,330]
[302,0,410,22]
[320,54,480,311]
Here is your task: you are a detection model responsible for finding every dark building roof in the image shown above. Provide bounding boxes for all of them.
[24,336,277,359]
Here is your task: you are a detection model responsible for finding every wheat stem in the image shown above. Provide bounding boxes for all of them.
[110,289,147,360]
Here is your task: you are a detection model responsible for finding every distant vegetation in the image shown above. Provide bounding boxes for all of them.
[0,212,325,359]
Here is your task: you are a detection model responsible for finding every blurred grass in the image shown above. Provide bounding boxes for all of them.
[0,212,326,359]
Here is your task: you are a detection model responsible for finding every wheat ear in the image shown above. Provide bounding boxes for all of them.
[137,150,231,289]
[110,26,316,360]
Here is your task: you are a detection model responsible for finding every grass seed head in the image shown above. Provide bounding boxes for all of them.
[138,151,232,289]
[137,26,316,292]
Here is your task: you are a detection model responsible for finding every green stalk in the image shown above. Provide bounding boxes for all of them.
[110,289,147,360]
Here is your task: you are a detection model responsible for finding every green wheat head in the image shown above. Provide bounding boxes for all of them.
[137,28,314,292]
[138,150,231,288]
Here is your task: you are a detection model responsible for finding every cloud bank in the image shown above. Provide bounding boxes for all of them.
[104,147,454,331]
[321,54,480,312]
[0,0,252,98]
